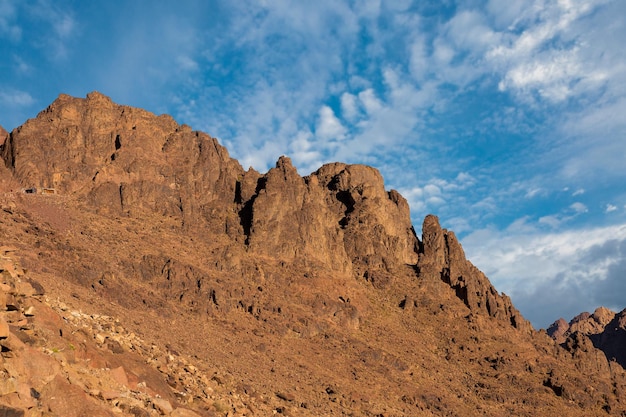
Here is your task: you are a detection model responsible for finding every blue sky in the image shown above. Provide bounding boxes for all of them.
[1,0,625,329]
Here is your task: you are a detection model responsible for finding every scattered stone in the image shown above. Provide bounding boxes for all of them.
[110,366,129,388]
[23,306,35,317]
[0,317,9,339]
[14,282,35,297]
[0,377,18,395]
[26,279,45,296]
[5,295,19,311]
[170,408,202,417]
[0,288,7,310]
[151,397,173,415]
[0,405,25,417]
[100,390,122,400]
[276,392,296,402]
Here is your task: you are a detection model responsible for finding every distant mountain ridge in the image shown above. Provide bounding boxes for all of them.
[548,307,626,369]
[1,92,626,416]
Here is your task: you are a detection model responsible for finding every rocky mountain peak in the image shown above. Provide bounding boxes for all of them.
[550,306,626,370]
[418,214,531,331]
[548,306,616,344]
[0,93,532,331]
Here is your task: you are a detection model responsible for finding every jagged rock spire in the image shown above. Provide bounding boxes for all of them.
[418,215,531,331]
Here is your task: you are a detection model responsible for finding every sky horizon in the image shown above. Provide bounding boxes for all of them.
[1,0,625,329]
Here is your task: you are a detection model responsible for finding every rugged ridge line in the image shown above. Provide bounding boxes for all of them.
[0,92,529,331]
[548,307,626,369]
[2,93,525,330]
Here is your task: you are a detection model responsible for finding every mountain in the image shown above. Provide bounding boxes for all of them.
[1,92,625,416]
[548,307,626,370]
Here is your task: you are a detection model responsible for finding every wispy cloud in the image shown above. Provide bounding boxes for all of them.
[570,202,588,214]
[0,0,21,41]
[24,0,77,61]
[0,89,34,106]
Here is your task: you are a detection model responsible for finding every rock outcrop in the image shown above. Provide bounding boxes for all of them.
[2,92,244,230]
[243,158,419,274]
[595,310,626,368]
[418,215,531,331]
[0,125,7,146]
[548,307,616,344]
[548,307,626,372]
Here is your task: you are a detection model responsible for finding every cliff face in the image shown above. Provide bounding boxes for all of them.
[1,92,526,331]
[1,92,624,416]
[2,92,244,229]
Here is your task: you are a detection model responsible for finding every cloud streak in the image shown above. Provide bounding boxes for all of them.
[463,221,626,328]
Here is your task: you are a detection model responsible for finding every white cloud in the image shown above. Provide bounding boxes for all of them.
[423,184,441,196]
[340,92,359,121]
[606,204,618,213]
[463,221,626,328]
[570,202,588,214]
[316,105,346,141]
[357,89,383,115]
[487,0,612,103]
[525,187,543,198]
[432,37,454,67]
[539,215,562,229]
[398,173,478,222]
[498,49,584,102]
[0,89,34,106]
[0,0,21,41]
[572,188,585,196]
[53,13,74,38]
[427,196,445,206]
[486,0,527,30]
[176,55,199,72]
[12,55,31,74]
[446,10,499,53]
[409,35,428,82]
[27,0,77,61]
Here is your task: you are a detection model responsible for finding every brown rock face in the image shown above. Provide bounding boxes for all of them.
[569,307,616,335]
[2,91,245,230]
[548,307,626,373]
[0,125,7,146]
[244,158,419,275]
[242,156,352,271]
[547,318,569,344]
[595,309,626,367]
[0,125,11,191]
[418,215,531,331]
[547,307,616,345]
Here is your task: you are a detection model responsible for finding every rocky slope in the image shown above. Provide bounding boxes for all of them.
[1,92,625,416]
[548,307,626,370]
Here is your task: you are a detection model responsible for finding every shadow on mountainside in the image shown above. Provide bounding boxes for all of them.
[590,310,626,369]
